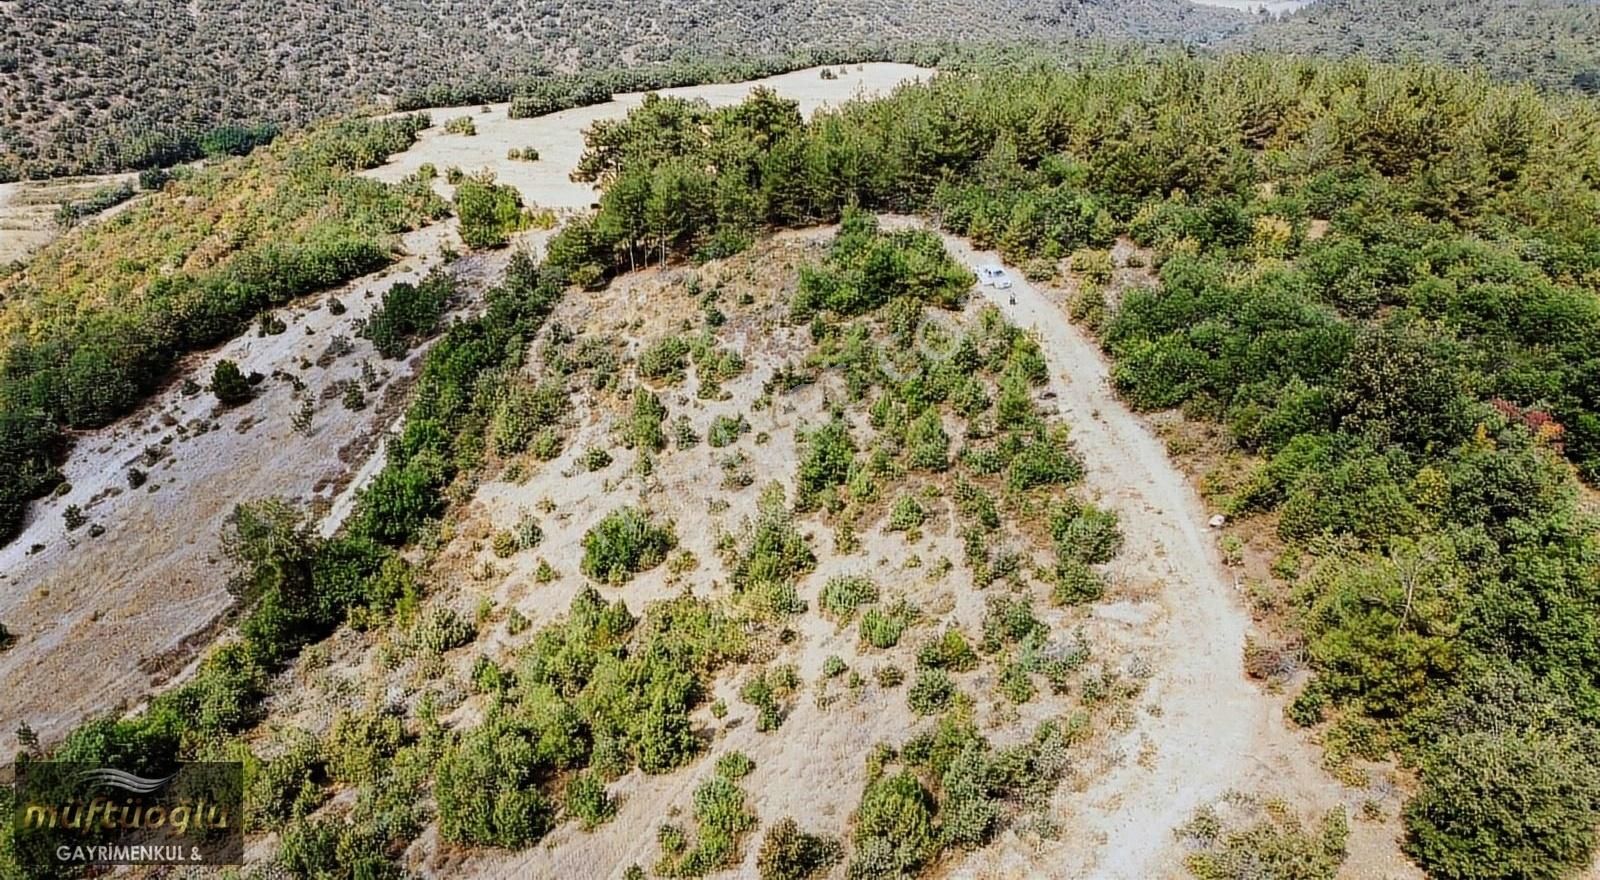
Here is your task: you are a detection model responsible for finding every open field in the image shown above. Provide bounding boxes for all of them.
[0,173,136,264]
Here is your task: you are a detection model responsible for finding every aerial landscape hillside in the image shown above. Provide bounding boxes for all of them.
[2,4,1600,880]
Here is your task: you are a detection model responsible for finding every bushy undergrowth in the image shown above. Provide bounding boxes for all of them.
[581,506,678,583]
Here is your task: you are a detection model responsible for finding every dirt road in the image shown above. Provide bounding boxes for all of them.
[886,217,1358,878]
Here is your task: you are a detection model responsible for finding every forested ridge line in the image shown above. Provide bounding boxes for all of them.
[530,53,1600,880]
[0,0,1248,182]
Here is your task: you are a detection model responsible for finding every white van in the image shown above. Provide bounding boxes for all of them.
[975,263,1013,289]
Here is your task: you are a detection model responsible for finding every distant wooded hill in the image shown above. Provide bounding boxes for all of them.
[5,0,1600,182]
[1227,0,1600,94]
[0,0,1244,180]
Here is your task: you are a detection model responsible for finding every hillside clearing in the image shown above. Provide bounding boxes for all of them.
[362,63,933,211]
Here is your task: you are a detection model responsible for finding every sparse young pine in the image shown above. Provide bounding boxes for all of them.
[757,817,842,880]
[211,359,252,405]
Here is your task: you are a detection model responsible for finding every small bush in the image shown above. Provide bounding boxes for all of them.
[443,115,477,135]
[716,751,755,780]
[887,495,927,532]
[564,771,617,830]
[820,576,878,621]
[1007,427,1084,491]
[657,775,756,877]
[741,665,801,732]
[212,359,252,405]
[906,410,950,471]
[581,507,677,583]
[1181,802,1348,880]
[850,771,937,877]
[1071,248,1114,284]
[917,629,978,672]
[412,607,475,655]
[581,447,614,471]
[907,670,956,715]
[639,336,692,382]
[708,413,750,447]
[758,817,842,880]
[860,600,914,650]
[1053,559,1106,605]
[1052,501,1123,565]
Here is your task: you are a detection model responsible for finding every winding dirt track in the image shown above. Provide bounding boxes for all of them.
[887,217,1349,878]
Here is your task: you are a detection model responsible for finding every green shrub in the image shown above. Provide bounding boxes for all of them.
[623,386,667,452]
[716,751,755,780]
[581,507,676,583]
[758,817,842,880]
[1051,500,1123,564]
[1007,426,1084,491]
[822,654,848,678]
[906,410,950,471]
[1181,803,1348,880]
[907,670,956,715]
[792,211,969,318]
[363,272,454,358]
[657,775,757,877]
[639,336,692,382]
[455,175,526,249]
[820,575,878,622]
[211,359,252,405]
[1071,248,1114,284]
[581,446,614,471]
[887,495,927,532]
[246,732,325,829]
[917,629,978,672]
[412,607,475,655]
[1053,558,1106,605]
[672,414,700,448]
[1403,732,1600,880]
[564,771,617,830]
[741,665,800,732]
[860,600,914,650]
[795,417,856,507]
[324,708,406,786]
[981,594,1047,653]
[436,719,557,847]
[708,412,750,447]
[850,771,937,878]
[730,504,815,592]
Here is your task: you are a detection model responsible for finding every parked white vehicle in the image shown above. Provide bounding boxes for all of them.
[975,263,1013,289]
